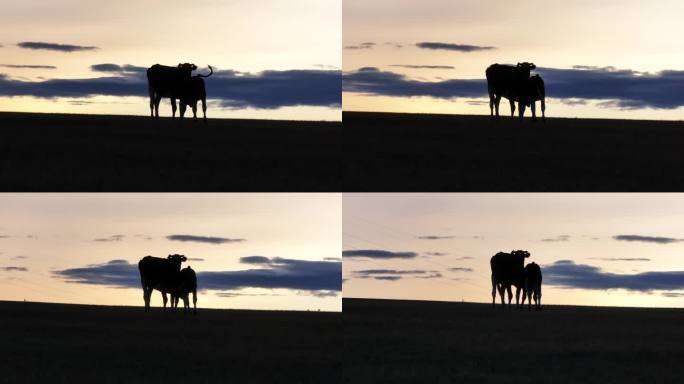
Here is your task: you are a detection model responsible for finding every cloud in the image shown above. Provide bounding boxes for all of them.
[342,249,418,259]
[544,260,684,291]
[589,257,651,262]
[353,269,442,281]
[541,235,571,242]
[0,235,10,239]
[324,257,341,261]
[454,256,474,260]
[53,257,341,295]
[0,64,56,69]
[166,234,245,244]
[613,235,681,244]
[17,41,98,52]
[92,234,124,242]
[373,276,402,281]
[0,66,341,110]
[187,257,204,261]
[661,292,684,298]
[2,266,28,272]
[10,255,28,260]
[91,64,146,74]
[417,235,455,240]
[448,267,473,272]
[425,252,449,257]
[240,256,272,264]
[344,65,684,110]
[345,42,375,50]
[416,42,495,52]
[390,65,455,70]
[215,291,284,298]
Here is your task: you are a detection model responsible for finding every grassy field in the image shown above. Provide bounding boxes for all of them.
[0,112,340,191]
[343,298,684,384]
[0,301,340,383]
[343,111,684,191]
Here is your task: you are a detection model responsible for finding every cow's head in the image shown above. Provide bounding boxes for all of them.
[511,250,530,258]
[167,254,187,263]
[516,62,536,71]
[178,63,198,72]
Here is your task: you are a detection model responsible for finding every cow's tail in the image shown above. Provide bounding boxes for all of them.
[197,65,213,78]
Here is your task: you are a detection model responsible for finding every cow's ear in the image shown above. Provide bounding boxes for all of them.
[181,255,187,262]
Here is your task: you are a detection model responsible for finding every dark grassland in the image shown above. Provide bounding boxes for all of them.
[0,112,340,191]
[343,298,684,384]
[0,301,340,384]
[343,112,684,191]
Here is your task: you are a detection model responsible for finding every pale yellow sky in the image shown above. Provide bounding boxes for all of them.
[344,194,684,308]
[0,0,341,120]
[343,0,684,119]
[0,193,341,312]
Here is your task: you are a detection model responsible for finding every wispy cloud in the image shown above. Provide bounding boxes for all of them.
[342,249,418,259]
[415,42,495,52]
[17,41,98,52]
[166,234,245,244]
[613,235,682,244]
[10,255,28,260]
[417,235,454,240]
[447,267,473,272]
[390,65,454,70]
[2,266,28,272]
[424,252,449,257]
[589,257,651,262]
[541,235,571,242]
[345,42,375,50]
[92,234,124,242]
[0,64,56,69]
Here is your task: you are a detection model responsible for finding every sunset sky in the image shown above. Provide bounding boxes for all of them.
[343,0,684,120]
[0,0,341,120]
[344,193,684,308]
[0,194,341,311]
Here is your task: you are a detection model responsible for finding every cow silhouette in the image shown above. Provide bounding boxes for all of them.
[138,254,186,310]
[486,62,537,120]
[179,66,213,123]
[146,63,196,118]
[171,266,198,314]
[524,262,542,310]
[490,250,530,308]
[507,75,546,121]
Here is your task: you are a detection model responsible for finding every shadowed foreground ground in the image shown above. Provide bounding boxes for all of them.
[0,301,340,384]
[344,298,684,384]
[344,112,684,191]
[0,112,340,191]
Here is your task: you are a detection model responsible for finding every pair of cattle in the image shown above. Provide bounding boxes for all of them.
[490,250,542,310]
[146,63,213,122]
[486,62,546,121]
[138,254,198,314]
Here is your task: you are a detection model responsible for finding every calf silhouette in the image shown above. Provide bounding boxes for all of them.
[179,66,213,123]
[490,250,530,308]
[507,75,546,121]
[146,63,196,118]
[171,266,198,314]
[486,62,536,120]
[138,254,187,310]
[524,262,542,310]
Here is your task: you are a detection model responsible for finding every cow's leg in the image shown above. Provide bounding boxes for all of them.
[537,285,542,310]
[192,102,198,122]
[509,99,516,117]
[143,286,151,310]
[201,97,207,123]
[494,96,501,118]
[192,289,197,314]
[506,285,513,308]
[154,95,162,118]
[515,286,521,307]
[497,284,506,307]
[162,292,168,308]
[531,101,537,122]
[528,290,533,310]
[149,89,155,118]
[179,103,187,120]
[541,98,546,122]
[171,98,177,119]
[489,91,495,118]
[491,275,496,308]
[519,103,526,120]
[521,287,527,306]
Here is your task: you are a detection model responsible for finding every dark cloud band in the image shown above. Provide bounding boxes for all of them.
[166,235,245,244]
[17,41,98,52]
[545,260,684,291]
[342,249,418,259]
[416,42,495,52]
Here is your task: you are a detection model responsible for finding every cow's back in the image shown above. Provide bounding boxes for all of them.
[147,64,187,97]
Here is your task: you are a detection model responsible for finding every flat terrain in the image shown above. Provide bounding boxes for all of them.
[0,112,340,191]
[0,301,340,384]
[344,112,684,191]
[344,298,684,384]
